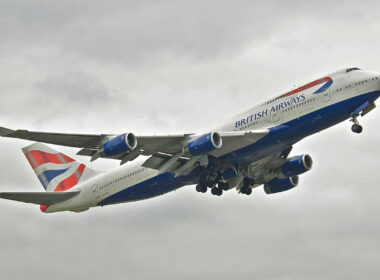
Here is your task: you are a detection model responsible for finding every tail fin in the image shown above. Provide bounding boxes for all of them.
[22,143,99,192]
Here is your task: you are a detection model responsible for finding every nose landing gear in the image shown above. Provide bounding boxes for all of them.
[351,123,363,133]
[350,115,363,134]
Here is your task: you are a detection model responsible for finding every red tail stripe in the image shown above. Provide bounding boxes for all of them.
[25,150,74,169]
[40,205,49,213]
[54,164,85,192]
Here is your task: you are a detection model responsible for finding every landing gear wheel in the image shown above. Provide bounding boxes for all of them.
[351,124,363,134]
[211,187,223,196]
[211,187,219,196]
[217,187,223,196]
[245,187,252,195]
[196,184,207,193]
[241,186,252,195]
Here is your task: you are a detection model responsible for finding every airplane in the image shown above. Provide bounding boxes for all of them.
[0,67,378,213]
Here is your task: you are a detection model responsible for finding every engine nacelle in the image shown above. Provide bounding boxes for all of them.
[187,132,222,156]
[264,176,299,194]
[279,154,313,178]
[102,133,137,156]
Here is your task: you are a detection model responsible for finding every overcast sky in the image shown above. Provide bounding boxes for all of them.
[0,0,380,279]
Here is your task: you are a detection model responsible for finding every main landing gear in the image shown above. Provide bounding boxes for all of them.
[209,181,229,196]
[240,177,255,195]
[195,171,230,196]
[350,115,363,134]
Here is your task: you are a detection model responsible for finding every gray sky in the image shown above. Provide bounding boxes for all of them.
[0,1,380,279]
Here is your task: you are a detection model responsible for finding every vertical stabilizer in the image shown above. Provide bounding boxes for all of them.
[22,143,98,192]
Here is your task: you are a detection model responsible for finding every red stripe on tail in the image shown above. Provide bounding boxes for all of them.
[40,205,49,213]
[54,164,86,192]
[24,150,74,169]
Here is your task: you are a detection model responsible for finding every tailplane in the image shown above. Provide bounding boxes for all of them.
[22,143,99,192]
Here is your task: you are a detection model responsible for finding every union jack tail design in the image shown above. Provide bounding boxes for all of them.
[22,143,99,192]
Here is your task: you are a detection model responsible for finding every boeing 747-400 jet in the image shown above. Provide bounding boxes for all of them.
[0,67,378,213]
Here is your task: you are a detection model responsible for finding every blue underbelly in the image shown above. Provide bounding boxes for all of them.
[98,169,200,206]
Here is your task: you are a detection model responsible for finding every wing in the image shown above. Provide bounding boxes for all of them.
[0,126,189,156]
[0,126,269,173]
[0,127,111,148]
[0,191,80,205]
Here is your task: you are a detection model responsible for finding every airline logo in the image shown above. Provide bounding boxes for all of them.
[235,77,334,128]
[278,77,333,98]
[23,143,86,192]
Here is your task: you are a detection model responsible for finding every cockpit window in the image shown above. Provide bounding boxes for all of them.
[346,67,361,73]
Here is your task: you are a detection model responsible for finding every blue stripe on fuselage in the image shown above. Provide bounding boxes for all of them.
[314,80,333,94]
[98,90,380,205]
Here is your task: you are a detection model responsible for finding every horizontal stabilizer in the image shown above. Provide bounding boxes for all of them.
[0,191,80,205]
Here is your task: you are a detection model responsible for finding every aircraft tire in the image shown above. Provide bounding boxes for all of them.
[351,124,363,134]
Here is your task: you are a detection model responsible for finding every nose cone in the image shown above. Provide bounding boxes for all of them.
[375,74,380,98]
[366,70,380,91]
[374,72,380,90]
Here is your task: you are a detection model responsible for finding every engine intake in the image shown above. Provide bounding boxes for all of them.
[103,133,137,157]
[187,132,222,156]
[279,154,313,178]
[264,176,299,194]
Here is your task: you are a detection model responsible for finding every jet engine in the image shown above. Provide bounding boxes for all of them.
[264,176,299,194]
[187,132,222,156]
[102,133,137,156]
[279,154,313,178]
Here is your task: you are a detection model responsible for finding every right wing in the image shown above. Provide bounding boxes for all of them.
[0,125,270,174]
[0,126,189,158]
[0,191,80,205]
[0,127,111,148]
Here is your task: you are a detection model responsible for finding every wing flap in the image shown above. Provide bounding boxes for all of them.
[209,129,269,157]
[0,191,80,205]
[142,152,189,171]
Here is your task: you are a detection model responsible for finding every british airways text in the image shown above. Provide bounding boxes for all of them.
[235,94,306,128]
